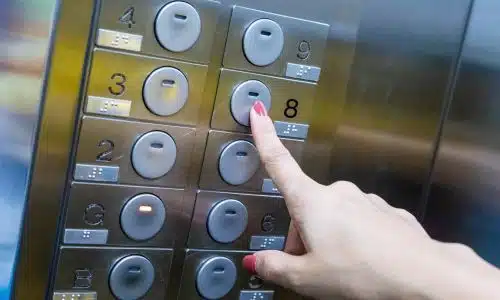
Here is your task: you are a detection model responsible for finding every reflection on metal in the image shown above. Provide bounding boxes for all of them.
[13,1,96,299]
[0,0,57,298]
[425,0,500,267]
[329,0,472,214]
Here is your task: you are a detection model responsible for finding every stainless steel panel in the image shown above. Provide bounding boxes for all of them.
[223,6,329,78]
[425,0,500,266]
[178,250,298,299]
[97,0,220,63]
[86,49,208,125]
[329,0,471,214]
[13,1,96,299]
[75,116,196,187]
[199,130,304,193]
[65,182,185,247]
[53,247,173,299]
[188,191,289,250]
[211,69,316,134]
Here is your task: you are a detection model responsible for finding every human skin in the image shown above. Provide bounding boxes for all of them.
[242,100,500,300]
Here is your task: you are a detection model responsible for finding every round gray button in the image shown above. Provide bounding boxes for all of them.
[121,194,166,241]
[218,140,260,185]
[109,255,155,300]
[196,256,237,300]
[132,131,177,179]
[207,199,248,243]
[143,67,189,116]
[155,2,201,52]
[231,80,272,126]
[243,19,284,66]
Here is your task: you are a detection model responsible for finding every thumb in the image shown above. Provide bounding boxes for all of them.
[243,251,305,290]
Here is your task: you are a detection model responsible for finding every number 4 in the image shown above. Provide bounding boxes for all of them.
[119,7,136,29]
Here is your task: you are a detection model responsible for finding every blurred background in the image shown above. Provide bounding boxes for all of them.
[0,0,56,297]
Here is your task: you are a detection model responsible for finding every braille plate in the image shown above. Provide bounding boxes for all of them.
[53,291,97,300]
[249,236,286,250]
[274,121,309,139]
[96,29,143,52]
[285,63,322,82]
[63,229,109,245]
[261,178,280,194]
[240,290,274,300]
[74,164,119,183]
[86,96,132,117]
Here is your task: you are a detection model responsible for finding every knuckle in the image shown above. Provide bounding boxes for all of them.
[329,181,361,195]
[258,256,284,280]
[448,243,475,255]
[396,208,418,222]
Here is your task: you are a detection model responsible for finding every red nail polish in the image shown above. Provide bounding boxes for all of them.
[253,101,267,117]
[242,254,257,274]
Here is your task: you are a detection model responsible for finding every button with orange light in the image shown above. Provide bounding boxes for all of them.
[120,193,166,241]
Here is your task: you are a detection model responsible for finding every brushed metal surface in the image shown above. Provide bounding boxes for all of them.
[75,116,196,187]
[65,182,185,247]
[223,6,330,78]
[53,246,173,299]
[178,250,298,299]
[211,69,316,134]
[329,0,472,214]
[97,0,220,63]
[199,130,305,193]
[86,48,208,125]
[16,0,364,299]
[425,0,500,267]
[12,1,96,299]
[188,191,290,250]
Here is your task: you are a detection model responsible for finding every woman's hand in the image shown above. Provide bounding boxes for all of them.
[243,101,500,300]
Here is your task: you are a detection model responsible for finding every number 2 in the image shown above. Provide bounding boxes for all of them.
[96,140,115,162]
[119,7,136,28]
[108,73,126,96]
[284,99,299,118]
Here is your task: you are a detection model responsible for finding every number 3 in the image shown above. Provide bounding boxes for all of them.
[108,73,126,96]
[284,99,299,118]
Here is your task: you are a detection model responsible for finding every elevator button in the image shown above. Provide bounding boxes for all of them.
[121,194,166,241]
[196,256,237,300]
[207,199,248,243]
[155,2,201,52]
[132,131,177,179]
[109,255,155,300]
[143,67,189,116]
[231,80,272,126]
[243,19,284,66]
[219,140,260,185]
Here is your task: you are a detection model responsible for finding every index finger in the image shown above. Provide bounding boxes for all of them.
[249,101,317,215]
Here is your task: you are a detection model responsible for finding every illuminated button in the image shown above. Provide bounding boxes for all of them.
[120,194,166,241]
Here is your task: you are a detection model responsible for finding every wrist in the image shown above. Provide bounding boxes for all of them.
[409,241,500,300]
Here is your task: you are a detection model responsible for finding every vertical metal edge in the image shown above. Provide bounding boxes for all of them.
[13,0,96,299]
[418,0,476,221]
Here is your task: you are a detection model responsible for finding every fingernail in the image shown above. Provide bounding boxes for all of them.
[242,254,257,274]
[253,101,268,117]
